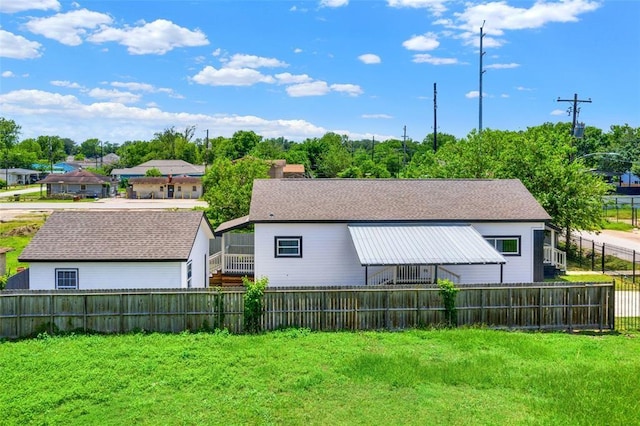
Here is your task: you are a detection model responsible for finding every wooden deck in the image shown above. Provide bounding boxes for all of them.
[209,271,253,287]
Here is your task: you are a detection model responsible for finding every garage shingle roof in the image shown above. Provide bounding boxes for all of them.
[19,210,212,262]
[249,179,551,223]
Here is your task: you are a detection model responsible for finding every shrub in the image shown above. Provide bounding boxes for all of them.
[243,276,267,333]
[438,279,459,327]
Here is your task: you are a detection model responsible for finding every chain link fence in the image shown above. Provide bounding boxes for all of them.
[567,234,640,330]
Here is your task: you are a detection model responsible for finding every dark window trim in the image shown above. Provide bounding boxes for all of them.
[484,235,521,256]
[274,236,303,258]
[55,268,79,289]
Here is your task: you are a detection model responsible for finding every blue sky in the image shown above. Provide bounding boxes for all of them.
[1,0,638,145]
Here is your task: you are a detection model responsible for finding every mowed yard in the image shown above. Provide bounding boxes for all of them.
[1,329,639,425]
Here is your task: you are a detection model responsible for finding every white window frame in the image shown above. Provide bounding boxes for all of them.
[55,268,79,289]
[485,236,521,256]
[274,236,303,258]
[187,260,193,288]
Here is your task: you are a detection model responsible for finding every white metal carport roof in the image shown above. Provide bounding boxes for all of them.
[348,225,506,266]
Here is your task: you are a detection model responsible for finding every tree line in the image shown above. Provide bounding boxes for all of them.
[2,116,639,241]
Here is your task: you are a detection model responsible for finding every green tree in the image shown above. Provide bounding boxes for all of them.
[145,167,162,177]
[413,124,610,247]
[202,157,270,228]
[0,117,20,151]
[79,138,102,159]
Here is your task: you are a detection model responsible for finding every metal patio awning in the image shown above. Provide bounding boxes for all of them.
[348,225,506,266]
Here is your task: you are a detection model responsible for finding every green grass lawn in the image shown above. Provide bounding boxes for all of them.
[1,329,639,425]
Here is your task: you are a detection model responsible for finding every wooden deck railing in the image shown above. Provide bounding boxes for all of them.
[544,246,567,271]
[367,265,460,286]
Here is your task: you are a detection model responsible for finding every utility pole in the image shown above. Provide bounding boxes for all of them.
[402,126,407,167]
[557,93,592,137]
[371,135,375,161]
[433,82,438,152]
[204,129,209,171]
[479,21,486,134]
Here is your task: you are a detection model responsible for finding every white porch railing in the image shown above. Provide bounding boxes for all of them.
[210,252,255,275]
[367,265,460,286]
[544,246,567,271]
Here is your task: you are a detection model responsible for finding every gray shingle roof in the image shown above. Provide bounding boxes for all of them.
[19,210,213,262]
[249,179,551,223]
[37,170,111,184]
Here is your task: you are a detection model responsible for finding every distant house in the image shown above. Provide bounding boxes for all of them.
[212,179,559,287]
[19,211,214,290]
[268,160,306,179]
[0,168,41,186]
[127,176,203,199]
[111,160,205,181]
[37,170,113,198]
[59,153,121,171]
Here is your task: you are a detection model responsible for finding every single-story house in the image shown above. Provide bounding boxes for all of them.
[112,160,205,181]
[213,179,560,287]
[0,168,41,185]
[127,176,203,199]
[37,170,113,198]
[19,210,214,290]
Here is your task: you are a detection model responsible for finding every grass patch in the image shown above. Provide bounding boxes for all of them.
[1,329,639,425]
[0,214,46,276]
[555,273,613,283]
[601,221,635,232]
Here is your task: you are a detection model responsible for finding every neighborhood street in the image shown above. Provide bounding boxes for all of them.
[576,229,640,252]
[0,196,208,221]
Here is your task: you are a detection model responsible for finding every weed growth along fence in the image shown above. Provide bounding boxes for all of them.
[0,283,613,339]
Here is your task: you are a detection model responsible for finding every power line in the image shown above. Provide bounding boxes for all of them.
[557,93,592,137]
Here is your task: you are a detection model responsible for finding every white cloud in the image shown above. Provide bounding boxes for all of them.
[285,81,362,97]
[88,19,209,55]
[224,54,288,69]
[110,82,155,92]
[25,9,113,46]
[412,54,458,65]
[500,94,509,98]
[2,71,15,78]
[0,0,60,13]
[191,66,275,86]
[465,91,487,99]
[212,48,222,57]
[0,89,330,143]
[51,80,84,89]
[320,0,349,7]
[286,81,331,97]
[551,109,566,116]
[485,63,520,69]
[387,0,449,16]
[402,33,439,51]
[330,84,363,96]
[358,53,381,64]
[275,73,313,85]
[362,114,393,119]
[448,0,600,48]
[0,30,43,59]
[516,86,534,91]
[294,48,303,54]
[87,88,141,104]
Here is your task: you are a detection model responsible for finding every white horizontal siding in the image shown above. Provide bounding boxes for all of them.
[255,223,365,286]
[254,221,545,286]
[29,262,184,290]
[470,222,544,283]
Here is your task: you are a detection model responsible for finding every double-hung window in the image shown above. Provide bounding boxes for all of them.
[485,236,521,256]
[56,268,78,289]
[274,236,302,258]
